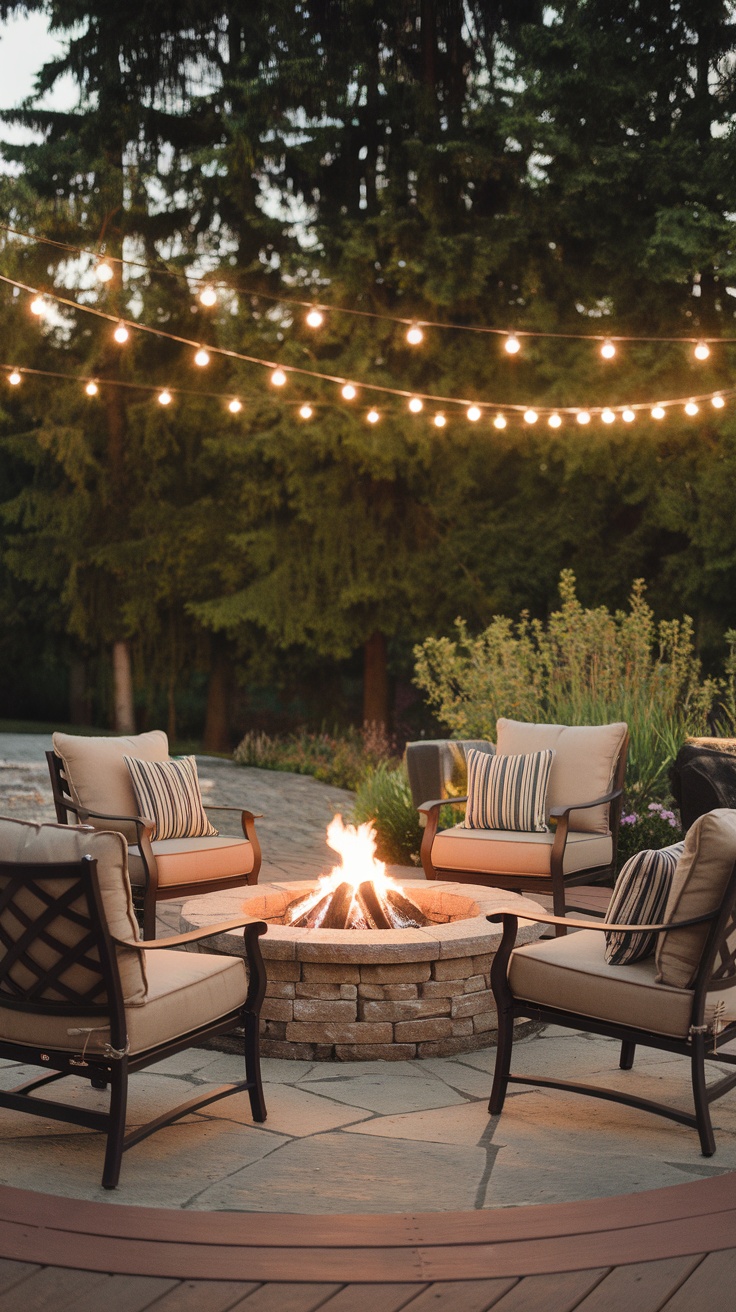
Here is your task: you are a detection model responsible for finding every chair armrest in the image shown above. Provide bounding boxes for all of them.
[549,788,623,820]
[113,916,267,950]
[77,806,154,832]
[487,908,716,934]
[203,805,264,820]
[418,796,467,816]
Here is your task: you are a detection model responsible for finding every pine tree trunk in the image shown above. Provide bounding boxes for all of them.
[167,676,177,745]
[69,658,90,725]
[112,641,135,733]
[363,631,389,729]
[204,641,232,753]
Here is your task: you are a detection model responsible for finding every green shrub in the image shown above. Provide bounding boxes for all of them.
[414,571,730,805]
[616,802,684,871]
[353,763,423,866]
[234,724,398,792]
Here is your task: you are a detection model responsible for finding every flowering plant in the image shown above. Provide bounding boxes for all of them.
[617,800,684,870]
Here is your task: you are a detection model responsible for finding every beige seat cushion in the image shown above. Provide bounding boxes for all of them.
[0,948,246,1056]
[0,817,146,1005]
[496,719,627,834]
[128,835,255,889]
[656,809,736,989]
[509,929,734,1039]
[432,824,612,877]
[52,730,169,844]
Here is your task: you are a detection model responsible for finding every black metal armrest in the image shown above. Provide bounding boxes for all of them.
[418,795,468,816]
[549,788,623,820]
[487,908,716,934]
[114,916,267,950]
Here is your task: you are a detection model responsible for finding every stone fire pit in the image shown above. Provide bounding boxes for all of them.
[181,879,545,1061]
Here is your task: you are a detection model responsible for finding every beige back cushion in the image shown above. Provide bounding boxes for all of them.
[496,719,627,834]
[53,730,169,843]
[656,809,736,989]
[0,817,147,1006]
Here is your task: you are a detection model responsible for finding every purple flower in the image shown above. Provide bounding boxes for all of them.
[621,813,638,825]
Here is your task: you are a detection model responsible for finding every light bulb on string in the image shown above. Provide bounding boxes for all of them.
[341,383,357,400]
[712,395,726,409]
[194,347,210,367]
[523,409,538,424]
[406,324,424,345]
[433,412,447,428]
[299,404,313,419]
[199,286,217,307]
[548,413,562,428]
[158,389,172,406]
[600,339,616,360]
[622,408,636,423]
[467,405,481,422]
[228,398,242,414]
[694,340,710,361]
[85,380,98,397]
[8,370,21,386]
[366,409,380,424]
[306,307,324,329]
[408,397,423,413]
[504,333,521,355]
[96,261,114,283]
[30,295,44,316]
[576,411,591,425]
[493,414,507,429]
[271,368,287,387]
[651,405,666,420]
[685,400,699,416]
[601,408,615,424]
[113,322,129,344]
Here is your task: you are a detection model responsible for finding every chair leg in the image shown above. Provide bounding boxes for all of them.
[102,1062,128,1190]
[143,890,156,941]
[620,1040,636,1070]
[489,1007,514,1115]
[692,1036,716,1157]
[552,880,567,938]
[244,1011,266,1123]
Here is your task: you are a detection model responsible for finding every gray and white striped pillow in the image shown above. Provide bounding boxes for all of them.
[605,842,685,966]
[123,755,218,841]
[464,748,554,833]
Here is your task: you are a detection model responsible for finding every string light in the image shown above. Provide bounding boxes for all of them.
[341,383,357,400]
[158,389,172,406]
[194,347,210,367]
[96,261,114,283]
[622,408,636,422]
[271,368,287,387]
[548,413,562,428]
[408,397,423,413]
[228,398,242,414]
[523,409,538,424]
[30,295,44,316]
[433,413,446,428]
[8,370,21,385]
[406,324,424,345]
[694,341,710,361]
[199,286,217,307]
[576,411,591,425]
[651,405,666,419]
[85,380,98,396]
[493,414,507,429]
[113,322,129,344]
[306,307,324,328]
[600,339,616,360]
[504,334,521,355]
[299,404,313,419]
[712,395,726,409]
[601,408,615,424]
[685,400,699,416]
[467,405,481,422]
[367,408,380,424]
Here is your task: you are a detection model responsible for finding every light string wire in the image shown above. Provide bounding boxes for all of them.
[1,272,733,417]
[2,220,735,346]
[0,361,339,407]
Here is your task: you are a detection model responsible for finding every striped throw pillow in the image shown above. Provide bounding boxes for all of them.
[604,842,685,966]
[464,748,554,833]
[123,755,218,841]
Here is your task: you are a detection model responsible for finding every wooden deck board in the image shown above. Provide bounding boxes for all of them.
[486,1269,609,1312]
[572,1256,704,1312]
[318,1284,430,1312]
[659,1249,736,1309]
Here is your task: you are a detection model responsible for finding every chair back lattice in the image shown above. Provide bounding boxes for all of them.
[0,858,111,1015]
[709,905,736,990]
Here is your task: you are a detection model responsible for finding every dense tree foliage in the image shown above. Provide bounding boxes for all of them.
[2,1,736,740]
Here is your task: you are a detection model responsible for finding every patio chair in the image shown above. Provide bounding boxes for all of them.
[0,816,267,1189]
[47,731,262,937]
[487,809,736,1155]
[419,719,628,926]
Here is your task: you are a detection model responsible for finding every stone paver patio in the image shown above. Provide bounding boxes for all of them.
[2,732,736,1215]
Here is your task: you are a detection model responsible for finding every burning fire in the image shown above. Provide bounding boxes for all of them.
[286,815,430,930]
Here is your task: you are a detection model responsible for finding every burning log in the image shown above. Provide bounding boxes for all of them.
[288,878,431,930]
